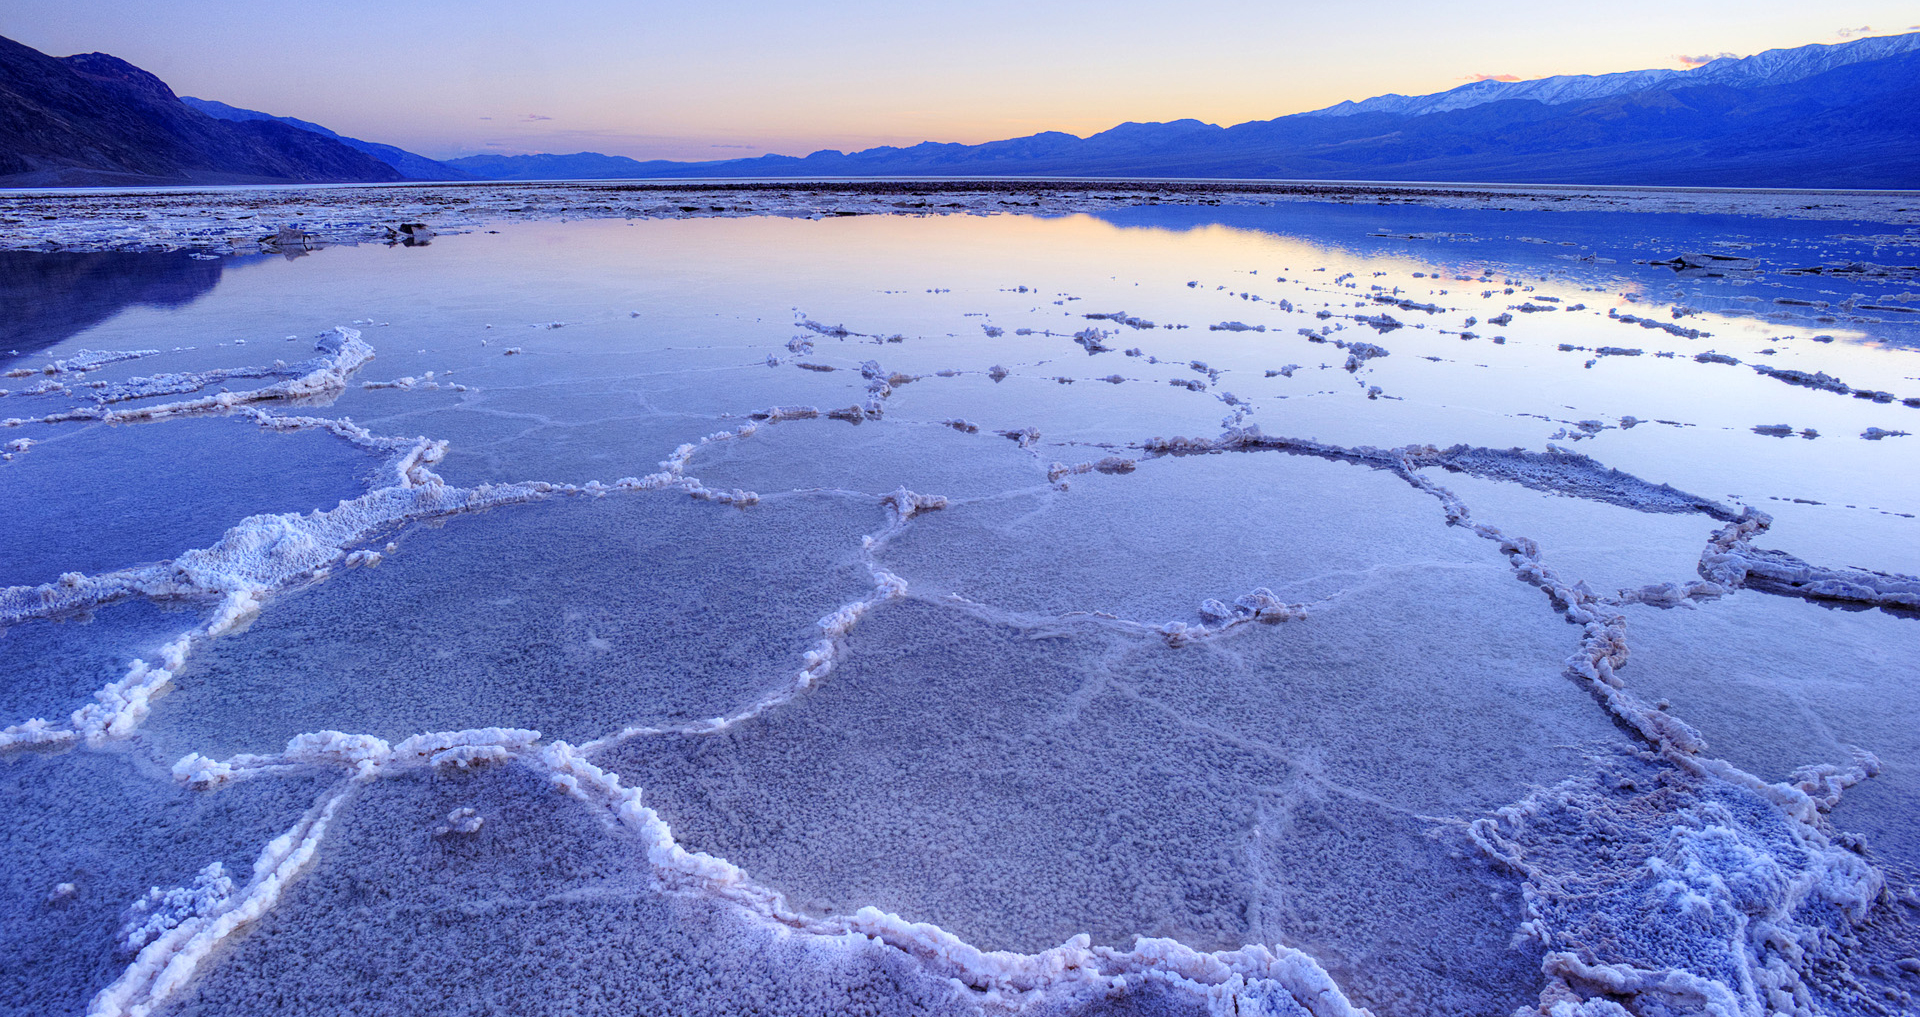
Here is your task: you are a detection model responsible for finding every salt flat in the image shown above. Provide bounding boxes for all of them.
[2,188,1917,1017]
[0,179,1917,256]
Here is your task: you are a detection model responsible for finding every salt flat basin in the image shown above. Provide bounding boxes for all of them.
[3,196,1918,1017]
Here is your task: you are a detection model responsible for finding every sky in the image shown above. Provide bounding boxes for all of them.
[4,2,1917,163]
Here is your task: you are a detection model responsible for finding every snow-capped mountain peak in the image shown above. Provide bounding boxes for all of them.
[1303,31,1920,117]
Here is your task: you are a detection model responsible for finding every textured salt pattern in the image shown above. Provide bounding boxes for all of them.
[600,570,1613,1014]
[163,762,986,1017]
[139,491,885,760]
[1467,745,1920,1017]
[395,375,858,488]
[691,418,1047,499]
[1619,596,1920,871]
[1415,470,1719,596]
[877,452,1491,623]
[3,206,1918,1017]
[0,748,337,1017]
[423,407,722,488]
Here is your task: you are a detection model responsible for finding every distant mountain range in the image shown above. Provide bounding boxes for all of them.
[1304,31,1920,117]
[444,151,689,181]
[446,32,1920,188]
[3,30,1917,189]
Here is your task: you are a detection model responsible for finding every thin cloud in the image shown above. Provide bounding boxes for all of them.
[710,143,757,149]
[523,114,555,122]
[1463,72,1520,82]
[1836,25,1873,38]
[1677,52,1737,68]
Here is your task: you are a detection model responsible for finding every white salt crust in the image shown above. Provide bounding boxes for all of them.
[6,324,1912,1017]
[1131,425,1904,1016]
[87,787,349,1017]
[166,727,1371,1017]
[4,327,374,428]
[146,430,1897,1016]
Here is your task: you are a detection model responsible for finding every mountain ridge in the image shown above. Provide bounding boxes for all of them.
[443,37,1920,189]
[5,30,1916,190]
[1305,31,1920,117]
[177,97,472,181]
[0,36,403,187]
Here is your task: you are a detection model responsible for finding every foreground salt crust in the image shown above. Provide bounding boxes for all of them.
[0,746,342,1017]
[143,419,1906,1016]
[1127,426,1907,1016]
[159,723,1369,1017]
[0,328,1373,1015]
[6,295,1915,1017]
[130,488,895,759]
[5,327,374,428]
[88,789,349,1017]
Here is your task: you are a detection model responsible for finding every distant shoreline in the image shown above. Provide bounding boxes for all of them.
[2,178,1915,254]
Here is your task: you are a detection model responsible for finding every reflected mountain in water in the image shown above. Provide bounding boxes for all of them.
[0,250,259,361]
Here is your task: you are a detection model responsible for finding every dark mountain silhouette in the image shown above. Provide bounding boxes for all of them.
[448,33,1920,188]
[178,97,472,181]
[0,34,403,186]
[6,30,1915,189]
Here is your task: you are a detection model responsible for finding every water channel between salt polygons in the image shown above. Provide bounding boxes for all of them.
[3,200,1918,1017]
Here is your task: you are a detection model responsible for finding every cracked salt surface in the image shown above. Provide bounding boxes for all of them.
[163,762,981,1017]
[879,451,1488,624]
[2,199,1918,1017]
[139,491,885,760]
[0,748,337,1017]
[1415,469,1720,596]
[603,564,1622,1014]
[690,418,1047,499]
[1620,596,1920,870]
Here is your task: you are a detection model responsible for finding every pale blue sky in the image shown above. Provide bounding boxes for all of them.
[4,2,1915,161]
